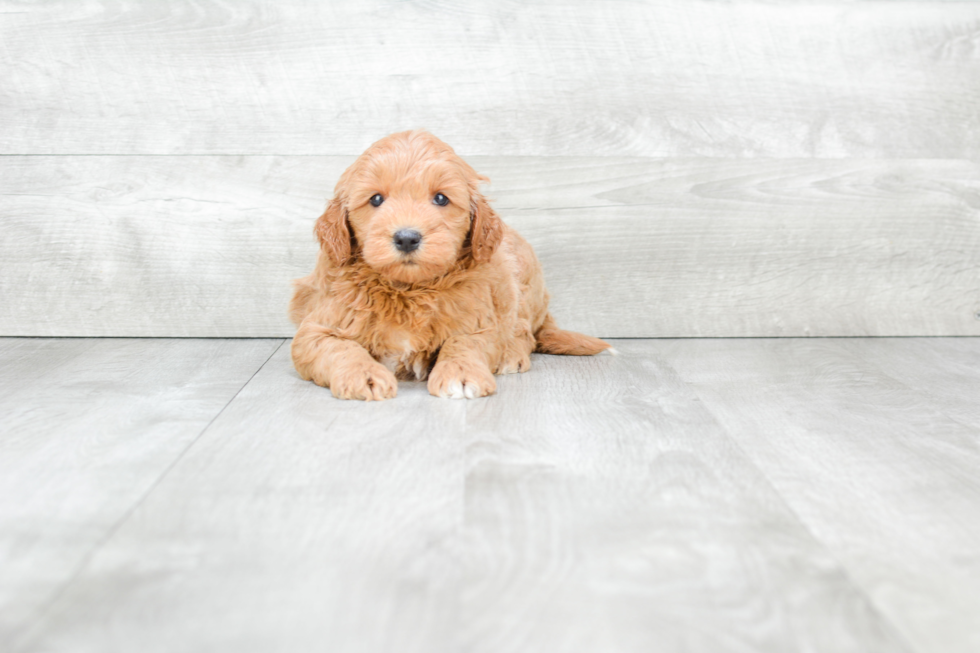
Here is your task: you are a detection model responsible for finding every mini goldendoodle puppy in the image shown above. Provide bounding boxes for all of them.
[289,130,612,400]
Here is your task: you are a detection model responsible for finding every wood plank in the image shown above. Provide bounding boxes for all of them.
[12,344,468,653]
[1,1,979,157]
[0,156,328,338]
[458,344,910,652]
[835,338,980,432]
[0,337,282,646]
[15,343,912,652]
[656,337,980,653]
[2,156,978,337]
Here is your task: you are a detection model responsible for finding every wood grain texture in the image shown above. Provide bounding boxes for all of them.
[1,0,979,157]
[13,343,468,653]
[835,337,980,433]
[10,341,913,653]
[458,343,910,653]
[2,156,978,338]
[656,337,980,653]
[0,337,282,646]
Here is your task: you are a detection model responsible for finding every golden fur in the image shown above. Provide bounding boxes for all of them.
[289,130,610,400]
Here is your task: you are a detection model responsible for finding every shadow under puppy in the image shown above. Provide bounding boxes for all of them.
[290,130,611,400]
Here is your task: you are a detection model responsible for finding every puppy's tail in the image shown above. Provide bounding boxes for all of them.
[534,313,615,356]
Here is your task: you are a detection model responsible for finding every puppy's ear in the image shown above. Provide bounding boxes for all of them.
[314,197,353,266]
[470,192,503,263]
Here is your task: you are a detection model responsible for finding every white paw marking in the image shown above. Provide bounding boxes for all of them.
[463,383,479,399]
[446,380,465,399]
[600,347,619,356]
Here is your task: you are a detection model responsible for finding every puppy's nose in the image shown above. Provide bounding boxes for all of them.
[393,229,422,253]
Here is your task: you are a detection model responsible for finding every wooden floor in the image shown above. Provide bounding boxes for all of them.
[2,337,978,653]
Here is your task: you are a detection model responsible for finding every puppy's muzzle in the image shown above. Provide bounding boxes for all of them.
[393,229,422,253]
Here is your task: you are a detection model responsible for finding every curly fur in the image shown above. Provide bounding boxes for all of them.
[289,130,610,400]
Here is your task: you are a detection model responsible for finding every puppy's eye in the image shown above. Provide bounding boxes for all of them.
[433,193,449,206]
[369,194,384,207]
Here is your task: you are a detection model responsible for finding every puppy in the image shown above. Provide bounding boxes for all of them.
[289,130,611,400]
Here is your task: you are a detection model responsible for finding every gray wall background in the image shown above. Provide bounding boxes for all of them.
[2,0,978,337]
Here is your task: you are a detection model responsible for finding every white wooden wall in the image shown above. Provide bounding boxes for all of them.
[1,0,978,337]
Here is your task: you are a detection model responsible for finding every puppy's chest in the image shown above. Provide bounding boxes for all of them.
[329,275,489,380]
[374,329,433,381]
[353,300,442,381]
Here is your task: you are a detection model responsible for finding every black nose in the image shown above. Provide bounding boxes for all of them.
[393,229,422,253]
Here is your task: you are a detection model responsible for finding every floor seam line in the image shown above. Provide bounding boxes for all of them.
[11,338,287,651]
[660,357,923,653]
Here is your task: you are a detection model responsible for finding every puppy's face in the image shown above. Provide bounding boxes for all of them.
[346,142,474,284]
[315,131,503,283]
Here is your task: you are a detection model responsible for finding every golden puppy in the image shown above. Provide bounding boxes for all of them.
[289,130,611,400]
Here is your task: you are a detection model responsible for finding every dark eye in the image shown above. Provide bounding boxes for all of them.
[369,194,384,207]
[433,193,449,206]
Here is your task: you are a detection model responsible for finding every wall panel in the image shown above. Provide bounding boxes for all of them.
[2,156,977,337]
[0,0,978,157]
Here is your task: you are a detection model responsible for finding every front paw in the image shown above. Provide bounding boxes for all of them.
[428,359,496,399]
[495,354,531,375]
[330,362,398,401]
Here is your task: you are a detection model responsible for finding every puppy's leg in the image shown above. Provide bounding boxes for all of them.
[428,335,497,399]
[292,322,397,401]
[495,319,534,375]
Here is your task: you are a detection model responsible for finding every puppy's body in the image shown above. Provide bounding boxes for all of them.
[290,131,609,400]
[292,222,544,380]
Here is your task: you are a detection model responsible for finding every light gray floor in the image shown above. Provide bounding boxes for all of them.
[2,337,978,653]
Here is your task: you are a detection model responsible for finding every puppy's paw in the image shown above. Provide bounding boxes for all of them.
[330,362,398,401]
[428,360,496,399]
[495,354,531,375]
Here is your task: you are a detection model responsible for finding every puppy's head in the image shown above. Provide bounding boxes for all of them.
[315,130,502,283]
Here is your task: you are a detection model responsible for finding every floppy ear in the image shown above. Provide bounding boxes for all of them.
[470,192,503,263]
[314,197,353,266]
